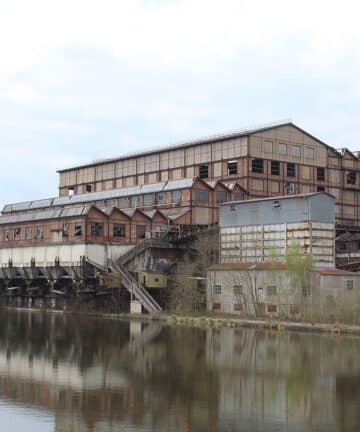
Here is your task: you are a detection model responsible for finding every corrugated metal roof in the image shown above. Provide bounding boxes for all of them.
[0,206,90,225]
[163,178,195,191]
[160,207,190,220]
[209,262,287,271]
[142,210,157,219]
[140,182,166,194]
[2,179,198,213]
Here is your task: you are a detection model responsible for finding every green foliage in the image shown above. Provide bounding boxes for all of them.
[285,243,314,294]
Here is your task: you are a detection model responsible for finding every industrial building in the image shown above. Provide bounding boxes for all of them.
[1,120,360,314]
[207,193,360,319]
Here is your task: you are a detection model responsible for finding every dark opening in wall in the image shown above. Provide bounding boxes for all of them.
[86,184,92,193]
[317,167,325,181]
[199,164,209,178]
[347,170,357,185]
[252,158,264,173]
[91,222,104,236]
[227,161,238,175]
[271,160,280,176]
[113,224,126,237]
[287,163,296,177]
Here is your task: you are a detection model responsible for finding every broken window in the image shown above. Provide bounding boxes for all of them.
[143,194,153,206]
[172,190,182,204]
[234,192,245,201]
[227,161,238,175]
[91,222,104,236]
[25,227,33,240]
[113,224,126,237]
[14,228,21,240]
[217,191,227,204]
[4,229,11,241]
[36,226,44,239]
[251,158,263,173]
[271,160,280,176]
[136,224,146,239]
[68,187,75,196]
[156,192,166,204]
[85,184,92,193]
[317,167,325,181]
[199,164,209,179]
[287,163,296,177]
[196,189,209,203]
[130,196,138,208]
[267,304,277,313]
[317,186,325,192]
[74,223,83,236]
[118,197,128,208]
[63,223,69,236]
[347,170,357,185]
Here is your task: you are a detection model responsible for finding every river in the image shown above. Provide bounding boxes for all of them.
[0,309,359,431]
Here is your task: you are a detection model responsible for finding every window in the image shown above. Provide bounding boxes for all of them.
[118,197,128,208]
[130,196,138,208]
[113,224,126,237]
[287,163,296,177]
[74,223,83,236]
[278,143,287,155]
[143,194,153,206]
[62,223,69,236]
[156,192,166,204]
[234,303,242,311]
[136,224,146,239]
[317,167,325,181]
[347,170,357,185]
[227,161,238,175]
[267,304,277,313]
[292,145,301,158]
[214,285,222,295]
[346,279,354,290]
[317,186,325,192]
[196,189,209,203]
[36,226,44,239]
[271,160,280,176]
[305,147,314,159]
[267,285,277,296]
[252,158,264,173]
[4,229,11,241]
[85,184,92,193]
[14,228,21,240]
[68,186,75,196]
[25,227,33,240]
[234,192,245,201]
[233,285,243,296]
[263,140,273,153]
[199,164,209,178]
[302,285,310,296]
[172,190,182,204]
[91,222,104,236]
[217,191,227,204]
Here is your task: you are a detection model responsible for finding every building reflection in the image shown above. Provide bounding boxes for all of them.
[0,311,359,431]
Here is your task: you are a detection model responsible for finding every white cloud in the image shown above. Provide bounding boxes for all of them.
[0,0,359,208]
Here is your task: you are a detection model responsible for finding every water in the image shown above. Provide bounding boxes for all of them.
[0,310,359,432]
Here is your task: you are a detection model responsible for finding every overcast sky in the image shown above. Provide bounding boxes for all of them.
[0,0,359,209]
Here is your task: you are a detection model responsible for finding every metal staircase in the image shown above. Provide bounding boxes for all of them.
[118,238,172,266]
[110,260,162,314]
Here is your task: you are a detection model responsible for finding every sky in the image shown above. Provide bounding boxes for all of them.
[0,0,359,209]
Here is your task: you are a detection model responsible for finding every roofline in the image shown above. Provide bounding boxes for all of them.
[220,192,336,206]
[56,119,304,173]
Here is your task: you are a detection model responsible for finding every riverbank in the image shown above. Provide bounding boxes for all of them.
[6,306,360,336]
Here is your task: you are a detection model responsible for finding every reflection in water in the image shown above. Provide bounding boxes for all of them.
[0,310,359,431]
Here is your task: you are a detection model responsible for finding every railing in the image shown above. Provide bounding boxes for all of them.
[110,260,162,314]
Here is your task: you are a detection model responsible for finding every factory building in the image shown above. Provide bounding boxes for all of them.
[55,121,360,229]
[207,193,360,319]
